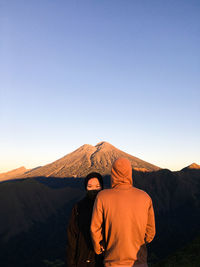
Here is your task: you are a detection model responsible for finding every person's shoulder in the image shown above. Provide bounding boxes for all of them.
[99,188,112,194]
[97,188,113,198]
[133,187,152,201]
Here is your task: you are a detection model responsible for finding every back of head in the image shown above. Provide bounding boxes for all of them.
[111,158,132,188]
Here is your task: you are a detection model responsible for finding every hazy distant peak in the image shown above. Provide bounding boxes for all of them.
[0,166,26,175]
[187,163,200,169]
[181,163,200,172]
[0,166,28,182]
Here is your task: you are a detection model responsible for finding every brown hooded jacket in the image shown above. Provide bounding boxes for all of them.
[90,158,156,267]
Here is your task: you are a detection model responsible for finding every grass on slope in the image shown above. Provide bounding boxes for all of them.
[150,233,200,267]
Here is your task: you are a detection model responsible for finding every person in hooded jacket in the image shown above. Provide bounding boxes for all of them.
[66,172,104,267]
[91,158,156,267]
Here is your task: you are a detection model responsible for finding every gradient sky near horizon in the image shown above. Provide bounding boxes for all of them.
[0,0,199,173]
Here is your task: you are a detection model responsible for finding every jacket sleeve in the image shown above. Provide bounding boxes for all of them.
[90,194,104,254]
[66,205,79,267]
[145,199,156,243]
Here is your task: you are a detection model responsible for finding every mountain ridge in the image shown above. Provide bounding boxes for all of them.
[181,162,200,171]
[18,141,160,178]
[0,142,160,181]
[1,141,199,182]
[0,166,29,182]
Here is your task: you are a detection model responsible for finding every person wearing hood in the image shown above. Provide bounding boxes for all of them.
[66,172,104,267]
[90,158,156,267]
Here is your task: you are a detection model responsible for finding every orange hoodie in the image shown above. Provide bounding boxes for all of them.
[90,158,156,267]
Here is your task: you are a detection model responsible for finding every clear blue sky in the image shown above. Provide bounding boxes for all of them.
[0,0,199,172]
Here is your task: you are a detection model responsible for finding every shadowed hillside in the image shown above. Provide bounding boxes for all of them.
[0,144,199,267]
[150,232,200,267]
[133,168,200,261]
[0,167,200,267]
[0,178,84,242]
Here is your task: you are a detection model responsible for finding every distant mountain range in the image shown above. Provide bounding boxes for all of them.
[1,141,199,183]
[0,142,161,181]
[0,166,29,182]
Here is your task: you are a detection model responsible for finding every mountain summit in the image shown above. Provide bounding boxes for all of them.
[18,141,160,178]
[181,162,200,171]
[187,163,200,169]
[0,166,28,182]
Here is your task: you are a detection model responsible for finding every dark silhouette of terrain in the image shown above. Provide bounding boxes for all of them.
[0,167,200,267]
[0,143,199,267]
[150,232,200,267]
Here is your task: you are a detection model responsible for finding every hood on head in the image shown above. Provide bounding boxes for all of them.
[111,158,132,188]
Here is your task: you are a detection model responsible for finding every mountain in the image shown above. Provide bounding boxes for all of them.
[0,178,83,242]
[0,167,28,182]
[1,142,200,266]
[0,177,85,267]
[181,162,200,171]
[9,141,160,180]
